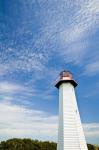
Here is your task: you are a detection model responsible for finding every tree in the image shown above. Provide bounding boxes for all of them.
[0,138,98,150]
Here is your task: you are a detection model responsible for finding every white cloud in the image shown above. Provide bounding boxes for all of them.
[0,0,99,75]
[0,99,99,143]
[14,52,45,72]
[0,98,99,143]
[73,0,99,33]
[59,0,99,64]
[0,82,25,93]
[84,60,99,75]
[0,81,56,110]
[83,123,99,137]
[75,0,99,36]
[0,64,12,76]
[0,81,38,96]
[0,101,58,141]
[60,41,88,64]
[0,82,37,106]
[0,46,46,75]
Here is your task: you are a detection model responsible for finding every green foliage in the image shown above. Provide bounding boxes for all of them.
[0,138,98,150]
[0,138,57,150]
[87,144,99,150]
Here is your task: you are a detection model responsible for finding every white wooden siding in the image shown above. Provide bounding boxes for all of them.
[57,83,88,150]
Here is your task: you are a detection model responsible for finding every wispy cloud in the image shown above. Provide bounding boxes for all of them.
[72,0,99,34]
[83,123,99,137]
[0,101,58,141]
[0,51,45,75]
[0,82,25,93]
[0,99,99,142]
[59,0,99,64]
[84,60,99,75]
[14,52,45,72]
[0,0,99,74]
[83,123,99,144]
[0,81,56,111]
[0,82,36,106]
[59,41,88,64]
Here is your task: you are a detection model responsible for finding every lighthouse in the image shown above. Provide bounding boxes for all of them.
[55,70,88,150]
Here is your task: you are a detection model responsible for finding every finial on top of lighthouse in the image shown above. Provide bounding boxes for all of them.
[55,70,77,88]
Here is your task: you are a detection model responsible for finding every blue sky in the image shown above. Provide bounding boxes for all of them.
[0,0,99,145]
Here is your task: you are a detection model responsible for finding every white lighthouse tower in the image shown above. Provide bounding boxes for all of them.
[55,70,88,150]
